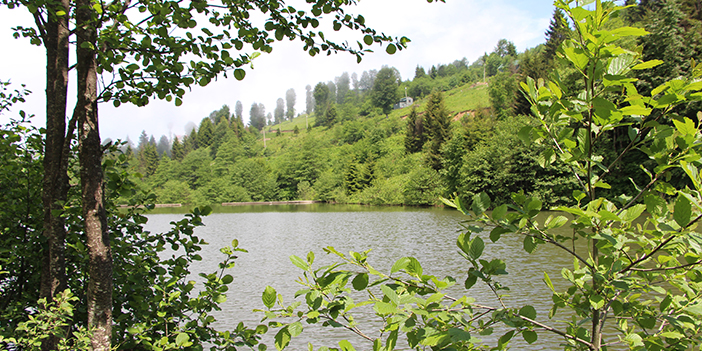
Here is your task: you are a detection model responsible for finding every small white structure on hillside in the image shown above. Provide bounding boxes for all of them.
[394,96,414,110]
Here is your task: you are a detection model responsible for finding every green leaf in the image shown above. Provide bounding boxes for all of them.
[385,44,397,54]
[288,322,303,337]
[275,327,291,350]
[632,59,664,70]
[464,273,477,289]
[373,301,397,315]
[391,257,409,273]
[589,294,605,310]
[674,194,692,227]
[175,332,189,346]
[234,68,246,81]
[492,204,508,221]
[490,226,509,242]
[469,237,484,260]
[363,35,373,45]
[498,330,515,347]
[352,273,369,291]
[338,340,356,351]
[620,105,652,116]
[262,286,277,309]
[221,274,233,284]
[471,193,490,216]
[543,272,555,292]
[406,257,423,277]
[522,330,538,344]
[523,236,537,254]
[519,305,537,320]
[644,194,667,217]
[290,255,309,271]
[673,117,697,136]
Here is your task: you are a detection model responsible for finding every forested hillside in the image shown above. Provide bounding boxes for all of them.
[120,0,701,208]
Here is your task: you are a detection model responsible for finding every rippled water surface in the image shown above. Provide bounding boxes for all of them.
[144,204,610,350]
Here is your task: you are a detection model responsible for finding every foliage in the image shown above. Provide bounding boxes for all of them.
[488,71,518,120]
[372,66,401,116]
[2,290,91,350]
[425,91,452,170]
[0,119,45,332]
[259,2,702,351]
[404,106,426,153]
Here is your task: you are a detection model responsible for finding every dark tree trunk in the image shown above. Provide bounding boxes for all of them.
[39,0,70,313]
[75,1,112,348]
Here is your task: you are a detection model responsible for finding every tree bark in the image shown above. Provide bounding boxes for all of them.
[40,0,71,306]
[75,0,112,349]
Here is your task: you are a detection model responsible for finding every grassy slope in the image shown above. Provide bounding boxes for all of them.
[264,81,489,143]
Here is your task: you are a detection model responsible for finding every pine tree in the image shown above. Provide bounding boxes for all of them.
[198,118,215,147]
[543,8,569,63]
[286,88,296,120]
[171,136,184,161]
[274,98,285,124]
[139,143,159,176]
[425,92,451,170]
[404,106,426,153]
[313,82,330,118]
[637,0,702,119]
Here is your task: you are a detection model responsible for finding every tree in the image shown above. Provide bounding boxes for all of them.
[137,130,149,152]
[494,38,516,57]
[543,8,570,63]
[156,135,170,157]
[404,106,426,153]
[171,136,184,161]
[371,66,400,116]
[209,105,231,125]
[1,0,440,346]
[285,88,296,121]
[313,82,331,118]
[414,65,426,79]
[305,84,314,115]
[249,102,266,130]
[335,72,350,104]
[235,100,244,121]
[636,0,702,119]
[425,91,451,170]
[315,103,338,128]
[274,98,285,124]
[198,118,215,148]
[489,70,518,120]
[261,3,702,351]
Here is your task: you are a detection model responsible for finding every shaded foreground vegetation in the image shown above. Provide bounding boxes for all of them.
[2,0,702,350]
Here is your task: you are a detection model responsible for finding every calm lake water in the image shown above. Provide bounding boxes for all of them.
[144,204,613,350]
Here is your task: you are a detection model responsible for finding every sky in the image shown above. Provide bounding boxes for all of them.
[0,0,556,142]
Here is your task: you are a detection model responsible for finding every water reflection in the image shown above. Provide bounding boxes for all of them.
[144,205,593,350]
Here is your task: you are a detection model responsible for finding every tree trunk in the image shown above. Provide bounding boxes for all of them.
[75,1,112,349]
[40,0,71,306]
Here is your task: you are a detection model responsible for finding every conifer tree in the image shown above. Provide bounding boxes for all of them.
[274,98,285,124]
[139,143,159,176]
[198,118,215,147]
[543,8,569,63]
[425,91,451,170]
[313,82,330,118]
[404,106,426,153]
[305,85,314,115]
[636,0,702,119]
[171,136,184,161]
[286,88,296,121]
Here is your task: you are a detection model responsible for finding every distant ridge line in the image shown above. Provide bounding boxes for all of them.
[221,200,321,206]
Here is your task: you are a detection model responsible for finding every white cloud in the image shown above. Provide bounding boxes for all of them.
[0,0,554,141]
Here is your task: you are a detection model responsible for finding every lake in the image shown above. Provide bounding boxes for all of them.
[144,204,603,350]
